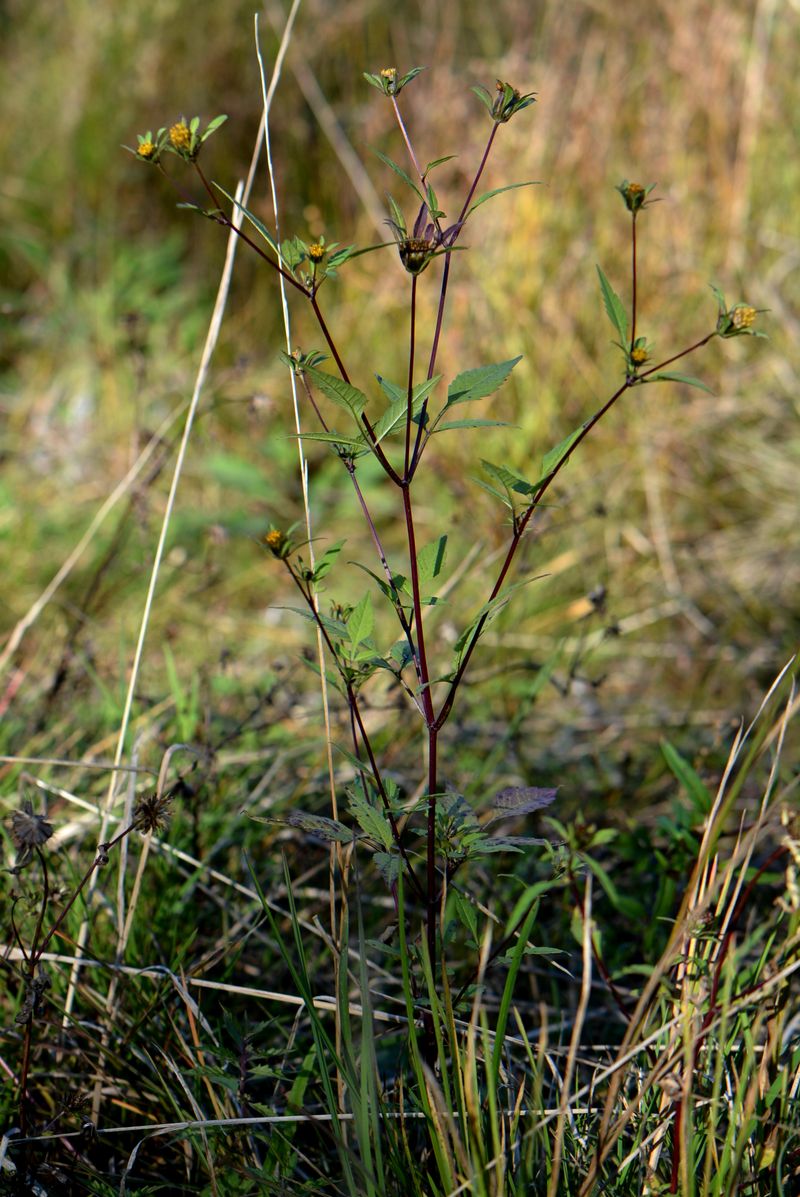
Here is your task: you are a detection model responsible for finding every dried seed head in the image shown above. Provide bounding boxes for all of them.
[132,790,173,835]
[10,799,54,867]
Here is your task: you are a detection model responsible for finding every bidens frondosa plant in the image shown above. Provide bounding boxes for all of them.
[130,72,765,1035]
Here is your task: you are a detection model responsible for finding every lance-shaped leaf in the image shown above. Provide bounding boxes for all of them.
[596,265,629,345]
[453,579,534,660]
[214,183,280,257]
[287,812,354,844]
[466,180,540,218]
[647,371,714,394]
[541,424,585,477]
[435,418,511,432]
[373,150,425,202]
[303,364,367,422]
[446,356,522,408]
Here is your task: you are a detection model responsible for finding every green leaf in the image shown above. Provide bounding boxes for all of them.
[453,891,478,943]
[287,812,354,844]
[471,84,494,114]
[446,356,522,408]
[435,418,511,432]
[348,788,394,850]
[290,431,368,454]
[213,184,280,256]
[374,852,401,887]
[466,182,540,217]
[661,741,712,815]
[596,265,629,344]
[347,593,374,647]
[541,424,585,476]
[481,459,537,497]
[303,365,367,421]
[416,535,448,583]
[648,371,714,394]
[453,579,533,659]
[372,376,440,442]
[471,477,514,508]
[424,154,457,176]
[312,539,345,583]
[373,150,424,202]
[201,114,228,141]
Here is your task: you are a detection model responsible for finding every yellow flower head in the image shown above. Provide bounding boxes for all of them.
[731,305,756,330]
[380,67,397,82]
[169,121,191,152]
[630,346,649,366]
[138,140,156,160]
[308,243,326,263]
[265,529,286,555]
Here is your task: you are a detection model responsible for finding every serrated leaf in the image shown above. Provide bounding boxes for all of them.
[373,150,424,201]
[290,431,368,454]
[417,535,447,583]
[481,458,537,497]
[303,365,367,421]
[541,424,584,476]
[596,265,629,344]
[492,786,559,815]
[347,592,374,647]
[390,640,414,669]
[348,790,393,850]
[287,812,354,844]
[471,476,514,508]
[372,376,440,442]
[446,356,522,408]
[648,372,713,394]
[374,851,401,887]
[467,181,540,217]
[213,184,280,257]
[312,539,345,583]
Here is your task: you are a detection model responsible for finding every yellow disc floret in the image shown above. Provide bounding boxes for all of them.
[731,305,756,329]
[169,121,191,151]
[138,140,156,160]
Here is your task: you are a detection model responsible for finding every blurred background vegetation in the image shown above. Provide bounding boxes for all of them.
[1,0,798,812]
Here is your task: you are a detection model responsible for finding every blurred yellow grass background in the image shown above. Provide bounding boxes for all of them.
[1,0,797,786]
